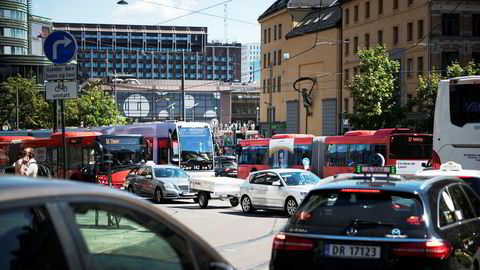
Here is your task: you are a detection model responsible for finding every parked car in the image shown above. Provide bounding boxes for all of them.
[125,164,196,203]
[239,169,322,216]
[215,159,238,177]
[0,176,233,270]
[270,173,480,270]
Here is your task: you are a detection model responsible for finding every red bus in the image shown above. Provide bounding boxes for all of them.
[315,128,432,177]
[268,134,315,170]
[237,138,270,179]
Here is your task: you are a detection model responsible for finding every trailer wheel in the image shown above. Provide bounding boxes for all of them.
[230,197,239,207]
[198,191,209,208]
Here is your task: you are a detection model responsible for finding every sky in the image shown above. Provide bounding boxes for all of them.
[33,0,273,44]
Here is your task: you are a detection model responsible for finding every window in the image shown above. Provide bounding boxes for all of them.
[378,0,383,14]
[345,8,350,25]
[267,78,271,93]
[439,189,457,227]
[407,22,413,41]
[272,77,276,93]
[239,146,268,165]
[353,36,358,54]
[393,26,399,44]
[364,33,370,49]
[408,0,414,6]
[417,56,424,76]
[268,27,271,42]
[473,14,480,36]
[461,185,480,217]
[441,51,459,74]
[344,98,349,113]
[417,20,424,39]
[377,30,383,45]
[263,53,266,68]
[393,0,399,10]
[345,39,350,56]
[263,79,266,93]
[277,76,281,92]
[0,206,69,269]
[264,29,267,44]
[273,51,277,66]
[407,58,413,78]
[268,52,271,66]
[354,5,359,22]
[449,82,480,127]
[449,185,476,221]
[274,25,277,40]
[278,49,282,65]
[344,69,350,85]
[365,2,370,19]
[442,14,460,36]
[70,203,190,269]
[278,24,282,39]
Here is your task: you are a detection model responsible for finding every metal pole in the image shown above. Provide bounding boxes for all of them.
[53,100,58,132]
[61,99,67,179]
[268,63,273,137]
[181,50,186,121]
[16,85,19,130]
[114,67,118,125]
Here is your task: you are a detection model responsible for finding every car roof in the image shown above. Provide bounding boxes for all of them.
[147,164,182,169]
[253,168,309,174]
[310,175,463,194]
[416,169,480,178]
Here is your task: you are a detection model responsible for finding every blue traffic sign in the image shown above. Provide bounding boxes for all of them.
[43,31,77,64]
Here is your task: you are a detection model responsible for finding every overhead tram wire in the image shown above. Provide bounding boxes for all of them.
[155,0,234,25]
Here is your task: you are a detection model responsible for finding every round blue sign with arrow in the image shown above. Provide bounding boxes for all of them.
[43,31,77,64]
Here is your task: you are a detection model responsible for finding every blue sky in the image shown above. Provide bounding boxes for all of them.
[33,0,273,44]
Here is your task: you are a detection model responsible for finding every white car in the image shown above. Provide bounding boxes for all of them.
[239,169,322,216]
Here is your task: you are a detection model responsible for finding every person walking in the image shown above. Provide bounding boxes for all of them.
[14,148,38,177]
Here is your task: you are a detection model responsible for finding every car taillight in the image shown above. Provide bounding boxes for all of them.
[341,188,381,193]
[295,211,312,221]
[273,234,315,251]
[431,151,441,169]
[392,241,451,259]
[224,168,231,172]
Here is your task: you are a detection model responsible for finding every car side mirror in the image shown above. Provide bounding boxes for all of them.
[146,174,152,179]
[272,180,282,187]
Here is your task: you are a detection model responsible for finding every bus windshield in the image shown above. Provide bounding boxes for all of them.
[450,83,480,127]
[389,135,432,160]
[100,136,145,169]
[178,127,214,170]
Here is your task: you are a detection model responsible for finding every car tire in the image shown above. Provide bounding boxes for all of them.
[285,197,298,217]
[198,191,209,208]
[154,188,164,204]
[230,197,239,207]
[241,196,254,213]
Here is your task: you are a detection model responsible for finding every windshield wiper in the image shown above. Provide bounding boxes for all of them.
[349,219,396,229]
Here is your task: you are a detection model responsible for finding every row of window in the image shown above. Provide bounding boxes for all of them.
[263,49,282,68]
[442,14,480,37]
[326,144,386,167]
[0,9,27,21]
[262,76,282,93]
[82,63,234,71]
[4,0,28,4]
[78,53,234,62]
[263,24,283,44]
[0,45,27,55]
[84,71,233,80]
[345,0,415,25]
[0,27,27,39]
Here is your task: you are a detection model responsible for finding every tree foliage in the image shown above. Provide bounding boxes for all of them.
[348,45,403,130]
[65,84,127,127]
[0,76,52,129]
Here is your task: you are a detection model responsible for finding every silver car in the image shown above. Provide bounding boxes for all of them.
[127,165,196,203]
[239,169,322,216]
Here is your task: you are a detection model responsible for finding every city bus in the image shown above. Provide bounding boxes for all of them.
[268,134,314,170]
[316,128,432,177]
[97,122,215,176]
[433,76,480,170]
[237,138,270,179]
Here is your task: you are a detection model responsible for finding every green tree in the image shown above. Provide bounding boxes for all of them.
[447,61,480,77]
[348,45,403,129]
[65,84,127,127]
[0,76,52,129]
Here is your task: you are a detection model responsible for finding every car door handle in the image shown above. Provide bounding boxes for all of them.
[249,187,254,190]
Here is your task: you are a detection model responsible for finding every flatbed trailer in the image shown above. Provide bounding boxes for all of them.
[189,177,244,208]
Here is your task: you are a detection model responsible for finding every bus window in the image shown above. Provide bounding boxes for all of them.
[294,144,312,166]
[327,145,337,166]
[389,135,432,160]
[450,83,480,127]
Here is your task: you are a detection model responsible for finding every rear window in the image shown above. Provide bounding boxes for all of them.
[458,177,480,198]
[389,135,432,159]
[450,83,480,127]
[292,189,427,238]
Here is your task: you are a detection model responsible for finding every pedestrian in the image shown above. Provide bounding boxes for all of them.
[14,148,38,178]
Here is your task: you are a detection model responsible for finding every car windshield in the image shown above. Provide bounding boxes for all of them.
[154,168,189,178]
[280,172,321,186]
[291,189,427,238]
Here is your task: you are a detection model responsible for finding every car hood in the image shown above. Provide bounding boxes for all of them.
[155,177,190,185]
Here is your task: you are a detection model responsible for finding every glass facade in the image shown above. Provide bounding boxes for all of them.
[0,27,27,39]
[0,9,27,21]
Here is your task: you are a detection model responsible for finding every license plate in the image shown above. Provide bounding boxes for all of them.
[325,244,381,259]
[182,192,195,196]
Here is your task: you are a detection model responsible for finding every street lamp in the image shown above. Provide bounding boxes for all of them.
[189,103,199,122]
[117,0,128,5]
[256,107,259,125]
[166,103,176,120]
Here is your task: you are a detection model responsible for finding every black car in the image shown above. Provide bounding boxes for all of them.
[0,176,234,270]
[270,174,480,270]
[214,158,238,177]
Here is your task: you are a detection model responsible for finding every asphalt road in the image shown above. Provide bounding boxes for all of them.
[153,199,288,270]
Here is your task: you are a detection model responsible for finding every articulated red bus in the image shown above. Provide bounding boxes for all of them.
[313,128,432,177]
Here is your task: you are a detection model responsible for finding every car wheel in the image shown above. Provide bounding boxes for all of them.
[241,196,254,213]
[285,197,298,217]
[230,197,239,207]
[127,185,134,193]
[198,191,209,208]
[154,188,163,204]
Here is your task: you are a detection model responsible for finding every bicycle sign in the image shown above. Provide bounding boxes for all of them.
[46,81,78,100]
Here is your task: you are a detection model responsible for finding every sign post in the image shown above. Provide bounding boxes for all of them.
[43,31,78,179]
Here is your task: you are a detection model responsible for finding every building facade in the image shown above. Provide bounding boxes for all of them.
[0,0,49,84]
[241,43,261,83]
[52,23,241,81]
[258,0,342,137]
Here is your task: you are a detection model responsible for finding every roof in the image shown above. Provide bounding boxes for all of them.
[310,177,463,194]
[258,0,289,21]
[417,169,480,178]
[286,5,341,39]
[287,0,339,8]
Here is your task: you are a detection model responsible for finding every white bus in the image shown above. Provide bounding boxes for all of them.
[96,122,215,175]
[433,76,480,170]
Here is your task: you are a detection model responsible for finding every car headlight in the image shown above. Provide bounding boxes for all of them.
[164,182,176,189]
[300,192,308,197]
